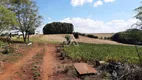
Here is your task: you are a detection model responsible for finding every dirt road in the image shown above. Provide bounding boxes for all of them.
[0,43,59,80]
[0,44,43,80]
[42,44,60,80]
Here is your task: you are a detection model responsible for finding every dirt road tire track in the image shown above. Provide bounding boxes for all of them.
[42,44,60,80]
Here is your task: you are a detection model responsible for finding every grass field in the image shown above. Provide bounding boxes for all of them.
[64,43,142,64]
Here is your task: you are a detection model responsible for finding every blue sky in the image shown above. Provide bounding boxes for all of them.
[35,0,141,33]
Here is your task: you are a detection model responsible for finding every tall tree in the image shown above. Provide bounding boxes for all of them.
[134,1,142,29]
[0,1,16,34]
[11,0,42,42]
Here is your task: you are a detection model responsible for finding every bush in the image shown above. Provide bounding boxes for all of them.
[73,32,79,39]
[111,29,142,44]
[78,33,86,36]
[104,37,111,40]
[100,37,103,39]
[43,22,74,34]
[86,34,98,39]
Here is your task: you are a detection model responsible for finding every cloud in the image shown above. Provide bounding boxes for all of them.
[71,0,93,7]
[104,0,115,3]
[35,23,46,34]
[61,17,138,33]
[48,17,52,20]
[94,0,103,7]
[71,0,115,7]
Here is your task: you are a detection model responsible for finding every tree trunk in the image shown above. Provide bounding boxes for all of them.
[22,32,27,43]
[28,33,30,42]
[23,37,26,43]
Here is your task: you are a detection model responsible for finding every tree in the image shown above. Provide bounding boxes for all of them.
[111,29,142,44]
[10,0,42,42]
[0,1,16,35]
[134,1,142,30]
[43,22,74,34]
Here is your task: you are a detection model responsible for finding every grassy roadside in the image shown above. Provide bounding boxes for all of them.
[64,43,142,64]
[11,35,61,44]
[0,41,23,63]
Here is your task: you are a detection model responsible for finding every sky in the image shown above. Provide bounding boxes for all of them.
[35,0,141,33]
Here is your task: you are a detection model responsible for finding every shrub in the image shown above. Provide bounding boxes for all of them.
[86,34,98,39]
[100,37,103,39]
[111,29,142,44]
[73,32,79,39]
[104,37,111,40]
[43,22,74,34]
[78,33,86,36]
[2,46,10,54]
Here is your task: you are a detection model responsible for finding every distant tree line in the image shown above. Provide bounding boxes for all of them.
[43,22,74,34]
[111,29,142,44]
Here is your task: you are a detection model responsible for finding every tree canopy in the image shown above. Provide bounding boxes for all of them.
[0,0,42,42]
[111,29,142,44]
[10,0,42,42]
[43,22,74,34]
[0,2,16,34]
[134,1,142,29]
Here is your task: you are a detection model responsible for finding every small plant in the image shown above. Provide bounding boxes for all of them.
[0,41,5,47]
[2,46,10,54]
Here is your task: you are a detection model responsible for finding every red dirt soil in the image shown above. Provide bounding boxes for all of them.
[0,43,60,80]
[42,44,60,80]
[0,44,42,80]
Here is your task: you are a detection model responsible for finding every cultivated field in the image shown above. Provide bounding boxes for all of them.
[64,43,142,64]
[93,33,114,38]
[30,34,130,46]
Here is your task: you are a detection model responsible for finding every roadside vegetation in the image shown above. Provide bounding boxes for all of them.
[0,41,22,63]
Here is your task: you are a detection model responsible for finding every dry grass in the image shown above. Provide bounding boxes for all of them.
[91,33,114,38]
[30,34,131,46]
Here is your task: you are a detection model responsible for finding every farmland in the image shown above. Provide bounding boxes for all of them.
[0,34,142,80]
[64,43,142,64]
[91,33,114,38]
[1,0,142,79]
[30,34,130,45]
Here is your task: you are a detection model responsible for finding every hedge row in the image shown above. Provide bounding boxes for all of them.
[78,33,98,39]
